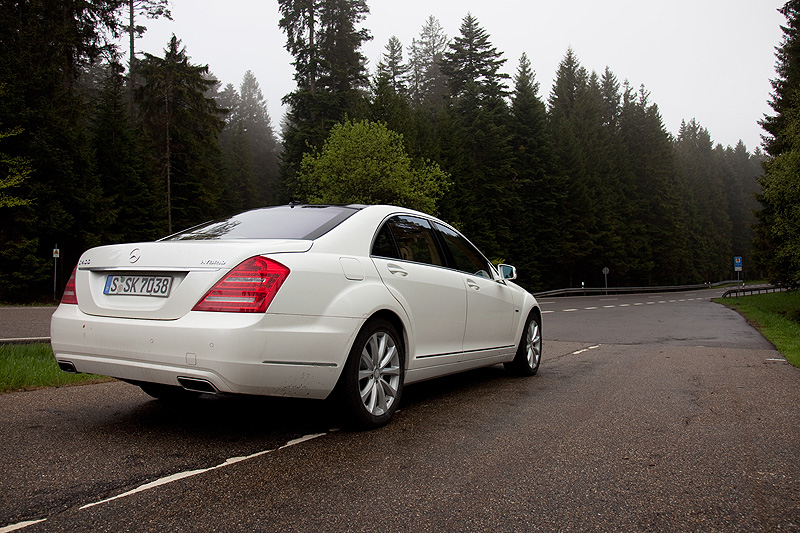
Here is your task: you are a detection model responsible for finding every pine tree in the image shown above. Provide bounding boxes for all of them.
[135,35,226,232]
[279,0,372,181]
[92,62,161,243]
[0,0,120,300]
[119,0,172,98]
[675,119,732,282]
[407,16,449,108]
[371,37,413,141]
[755,0,800,287]
[619,84,690,285]
[509,53,560,288]
[238,71,280,204]
[439,14,514,260]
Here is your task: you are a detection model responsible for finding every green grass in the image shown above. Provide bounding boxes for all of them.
[0,343,110,393]
[717,290,800,368]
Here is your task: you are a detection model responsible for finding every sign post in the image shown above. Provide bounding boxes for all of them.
[734,256,742,286]
[602,267,610,295]
[53,245,60,300]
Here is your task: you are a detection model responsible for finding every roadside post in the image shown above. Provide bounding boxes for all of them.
[734,256,742,287]
[602,267,609,295]
[53,245,60,300]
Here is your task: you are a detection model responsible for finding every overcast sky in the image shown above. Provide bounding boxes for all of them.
[132,0,786,152]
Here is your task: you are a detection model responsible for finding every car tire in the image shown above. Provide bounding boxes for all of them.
[505,311,542,376]
[337,318,405,429]
[139,383,200,401]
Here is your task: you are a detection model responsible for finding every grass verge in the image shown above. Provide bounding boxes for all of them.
[0,343,111,393]
[716,290,800,368]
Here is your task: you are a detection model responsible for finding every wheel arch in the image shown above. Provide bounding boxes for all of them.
[365,309,409,365]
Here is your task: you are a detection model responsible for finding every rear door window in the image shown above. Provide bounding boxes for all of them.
[372,216,445,267]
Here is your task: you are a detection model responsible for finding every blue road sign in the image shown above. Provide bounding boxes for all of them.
[734,256,743,272]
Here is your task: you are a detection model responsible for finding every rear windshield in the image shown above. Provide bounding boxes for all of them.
[161,205,362,241]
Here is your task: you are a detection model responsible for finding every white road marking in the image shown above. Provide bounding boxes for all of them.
[0,519,47,533]
[584,306,598,310]
[571,345,601,355]
[603,305,615,308]
[542,310,555,314]
[80,433,326,511]
[563,309,578,312]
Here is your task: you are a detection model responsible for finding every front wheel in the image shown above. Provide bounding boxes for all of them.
[505,312,542,376]
[336,319,404,429]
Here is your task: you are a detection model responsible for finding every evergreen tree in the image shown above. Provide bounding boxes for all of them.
[279,0,372,182]
[376,36,409,95]
[0,0,120,300]
[675,119,732,283]
[92,62,161,243]
[717,141,762,276]
[439,14,514,260]
[509,53,561,289]
[135,35,226,233]
[756,0,800,287]
[119,0,172,97]
[407,16,449,108]
[619,84,690,285]
[546,49,594,286]
[371,37,414,143]
[238,71,280,204]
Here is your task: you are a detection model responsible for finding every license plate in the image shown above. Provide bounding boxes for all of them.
[103,275,173,297]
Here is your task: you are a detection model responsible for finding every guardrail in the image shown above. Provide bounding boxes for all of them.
[532,281,740,298]
[720,285,787,298]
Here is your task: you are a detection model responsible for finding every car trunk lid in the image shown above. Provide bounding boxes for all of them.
[72,240,311,320]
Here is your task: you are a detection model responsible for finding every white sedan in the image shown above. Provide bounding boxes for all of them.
[51,204,542,428]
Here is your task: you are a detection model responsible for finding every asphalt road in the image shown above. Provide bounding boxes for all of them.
[1,289,798,531]
[0,306,55,341]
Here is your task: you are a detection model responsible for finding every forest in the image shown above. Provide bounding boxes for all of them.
[0,0,790,302]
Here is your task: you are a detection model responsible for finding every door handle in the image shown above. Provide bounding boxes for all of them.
[387,264,408,277]
[466,279,480,290]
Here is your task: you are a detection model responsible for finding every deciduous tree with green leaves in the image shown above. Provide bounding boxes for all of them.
[294,119,450,214]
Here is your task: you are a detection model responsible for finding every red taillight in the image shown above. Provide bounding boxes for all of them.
[192,256,290,313]
[61,266,78,305]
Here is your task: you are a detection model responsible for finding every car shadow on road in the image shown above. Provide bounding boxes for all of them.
[96,364,515,439]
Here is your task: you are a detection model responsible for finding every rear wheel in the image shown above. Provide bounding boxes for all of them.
[337,319,404,429]
[505,312,542,376]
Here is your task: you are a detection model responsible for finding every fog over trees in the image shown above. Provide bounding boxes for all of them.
[0,0,784,301]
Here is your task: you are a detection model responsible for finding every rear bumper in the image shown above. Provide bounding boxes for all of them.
[50,304,362,399]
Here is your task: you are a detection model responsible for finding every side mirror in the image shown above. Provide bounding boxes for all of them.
[498,264,517,281]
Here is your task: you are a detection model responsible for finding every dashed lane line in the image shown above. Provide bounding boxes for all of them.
[544,297,706,314]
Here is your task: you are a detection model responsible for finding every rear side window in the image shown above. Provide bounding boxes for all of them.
[372,216,444,267]
[372,223,400,259]
[162,205,360,241]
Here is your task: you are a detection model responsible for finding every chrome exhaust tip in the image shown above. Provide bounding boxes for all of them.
[177,377,218,394]
[57,360,78,373]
